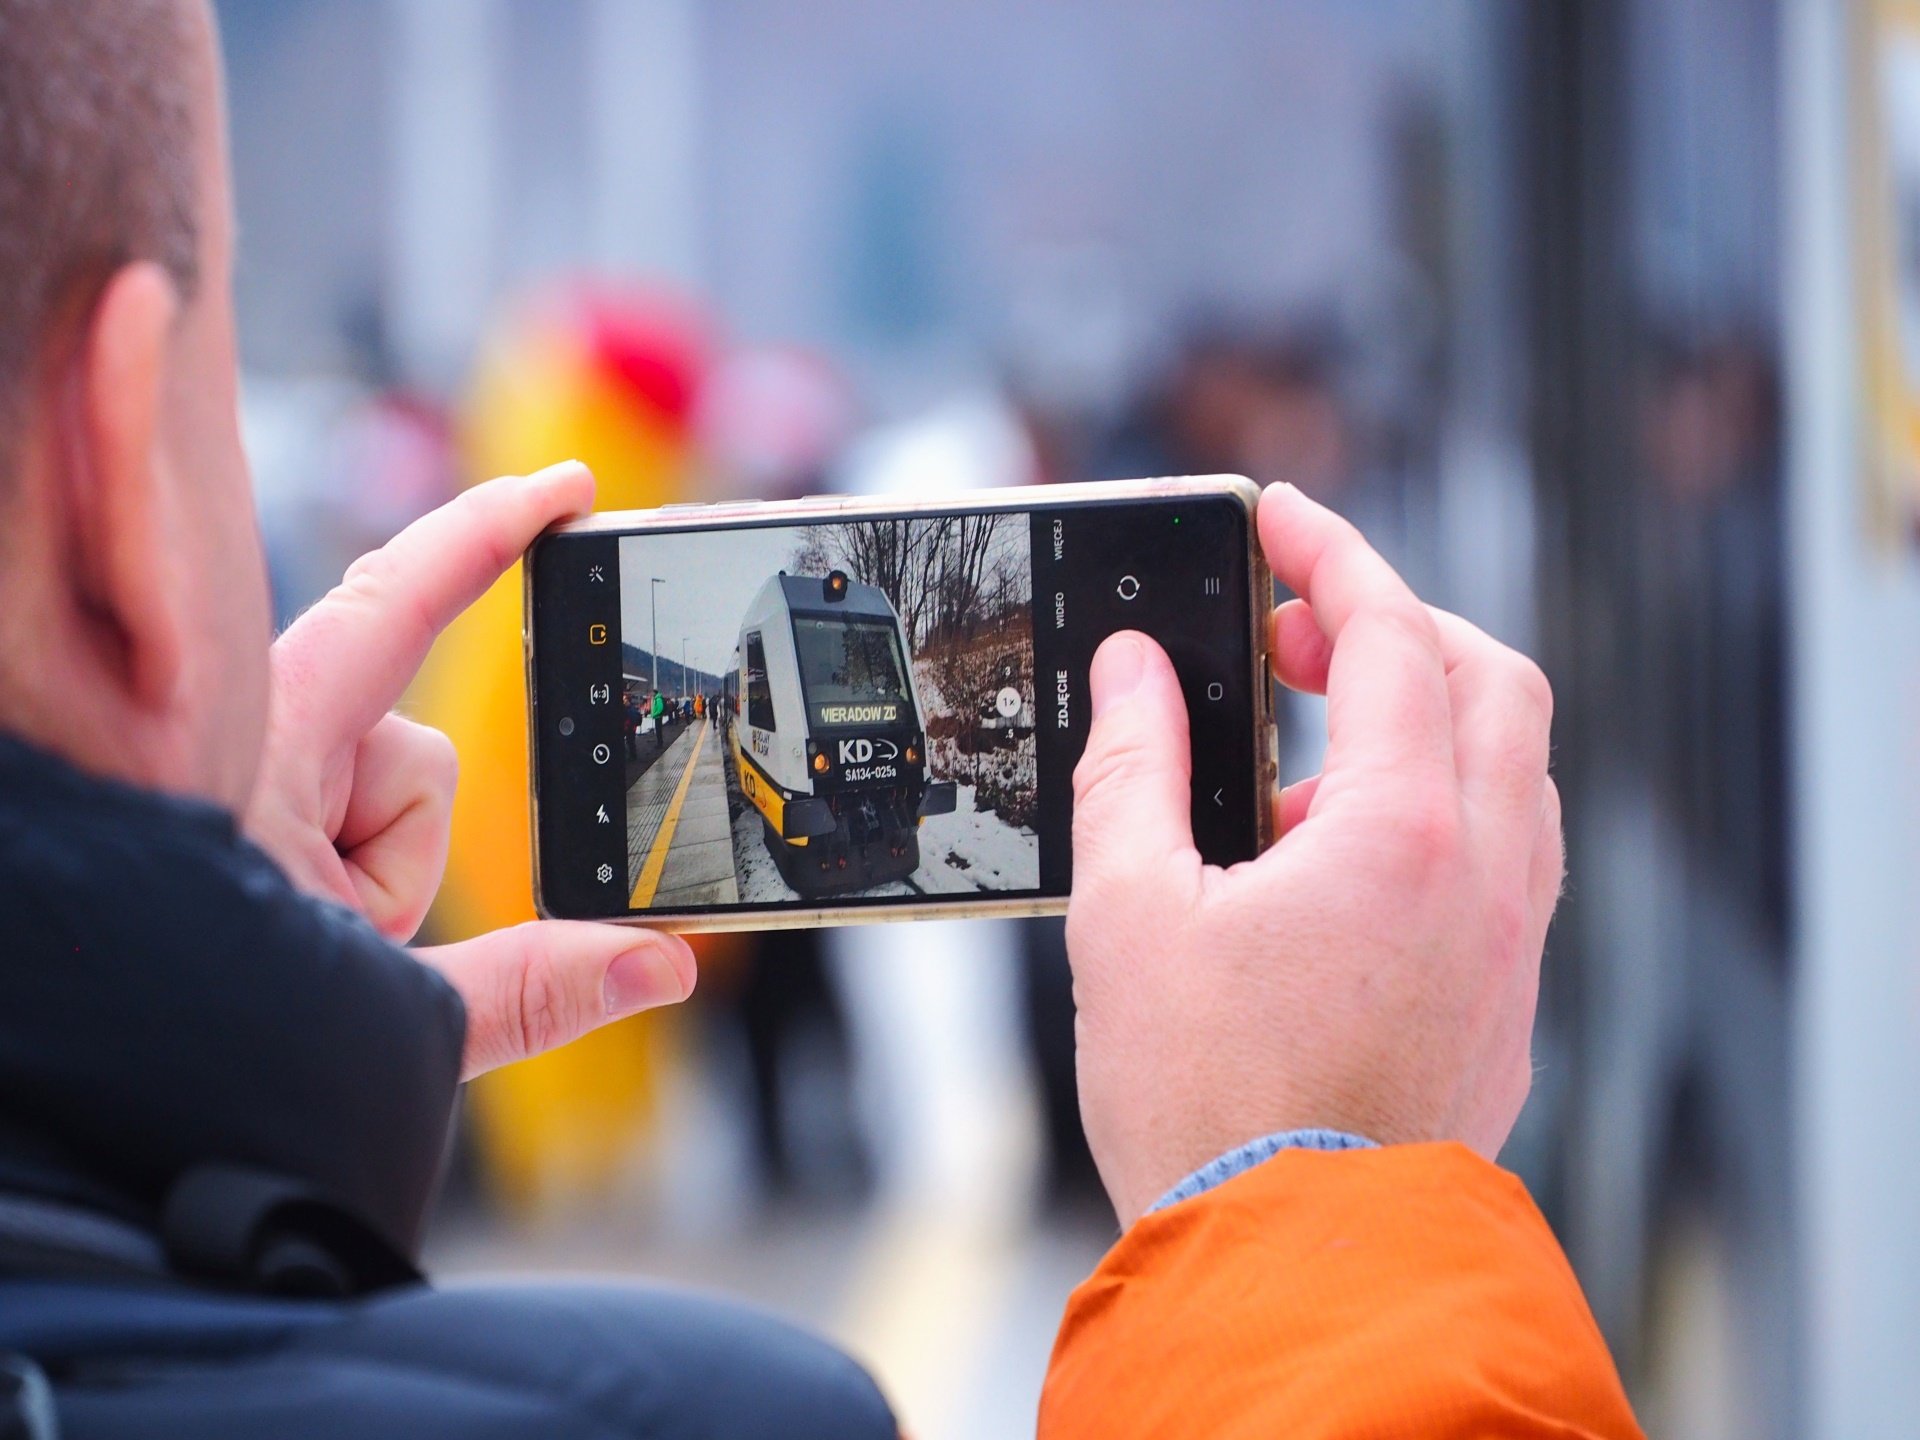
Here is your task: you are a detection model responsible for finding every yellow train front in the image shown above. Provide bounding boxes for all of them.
[729,570,956,896]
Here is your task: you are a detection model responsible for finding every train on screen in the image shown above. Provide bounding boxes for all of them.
[722,569,956,895]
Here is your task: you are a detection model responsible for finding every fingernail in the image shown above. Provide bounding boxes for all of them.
[604,942,689,1015]
[1089,633,1146,720]
[526,459,590,490]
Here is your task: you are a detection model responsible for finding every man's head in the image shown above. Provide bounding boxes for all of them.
[0,0,268,809]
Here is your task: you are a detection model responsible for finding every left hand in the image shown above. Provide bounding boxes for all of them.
[244,461,696,1080]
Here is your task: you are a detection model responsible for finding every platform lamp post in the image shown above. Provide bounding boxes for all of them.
[682,637,689,699]
[649,577,665,696]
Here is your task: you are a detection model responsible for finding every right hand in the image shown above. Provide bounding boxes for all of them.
[1065,482,1562,1227]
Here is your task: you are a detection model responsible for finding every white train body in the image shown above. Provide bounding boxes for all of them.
[728,570,955,894]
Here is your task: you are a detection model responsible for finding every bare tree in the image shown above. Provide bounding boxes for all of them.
[826,518,936,645]
[789,526,835,576]
[909,512,1016,646]
[810,513,1027,649]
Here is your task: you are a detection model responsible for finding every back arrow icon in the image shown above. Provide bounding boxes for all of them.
[1211,788,1224,807]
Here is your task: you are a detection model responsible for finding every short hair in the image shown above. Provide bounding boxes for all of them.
[0,0,200,477]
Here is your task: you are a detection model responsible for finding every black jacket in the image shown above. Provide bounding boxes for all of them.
[0,740,903,1440]
[0,735,464,1292]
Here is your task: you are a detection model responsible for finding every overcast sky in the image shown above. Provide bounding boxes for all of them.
[619,525,811,679]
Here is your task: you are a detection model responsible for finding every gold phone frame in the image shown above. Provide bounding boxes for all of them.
[527,474,1274,932]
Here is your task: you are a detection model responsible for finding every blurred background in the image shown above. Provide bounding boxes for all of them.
[217,1,1919,1436]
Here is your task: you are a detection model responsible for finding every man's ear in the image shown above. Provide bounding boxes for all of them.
[66,261,186,712]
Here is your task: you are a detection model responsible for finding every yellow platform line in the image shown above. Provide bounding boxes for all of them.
[629,718,710,909]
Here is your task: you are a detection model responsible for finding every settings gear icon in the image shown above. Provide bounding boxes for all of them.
[595,863,614,884]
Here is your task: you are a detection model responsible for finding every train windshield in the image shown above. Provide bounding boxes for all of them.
[794,616,910,728]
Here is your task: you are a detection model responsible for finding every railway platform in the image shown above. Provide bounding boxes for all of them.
[625,717,739,909]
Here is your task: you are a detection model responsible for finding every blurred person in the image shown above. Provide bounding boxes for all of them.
[1101,324,1353,498]
[249,381,461,631]
[0,3,893,1436]
[1558,332,1794,1418]
[412,280,721,1214]
[261,386,461,627]
[652,686,668,749]
[1637,334,1788,934]
[694,344,859,501]
[624,687,642,760]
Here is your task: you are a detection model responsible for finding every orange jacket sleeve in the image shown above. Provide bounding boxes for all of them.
[1038,1142,1643,1440]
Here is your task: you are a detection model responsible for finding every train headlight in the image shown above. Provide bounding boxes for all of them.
[905,744,919,763]
[813,752,829,774]
[824,570,849,602]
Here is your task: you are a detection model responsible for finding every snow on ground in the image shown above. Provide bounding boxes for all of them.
[731,785,799,903]
[907,785,1039,893]
[725,751,1038,902]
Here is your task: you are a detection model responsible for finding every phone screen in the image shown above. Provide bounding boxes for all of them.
[528,487,1265,923]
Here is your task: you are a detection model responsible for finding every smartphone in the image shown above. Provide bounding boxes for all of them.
[525,475,1275,930]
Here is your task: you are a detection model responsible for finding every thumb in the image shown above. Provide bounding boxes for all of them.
[1071,632,1197,892]
[414,921,697,1080]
